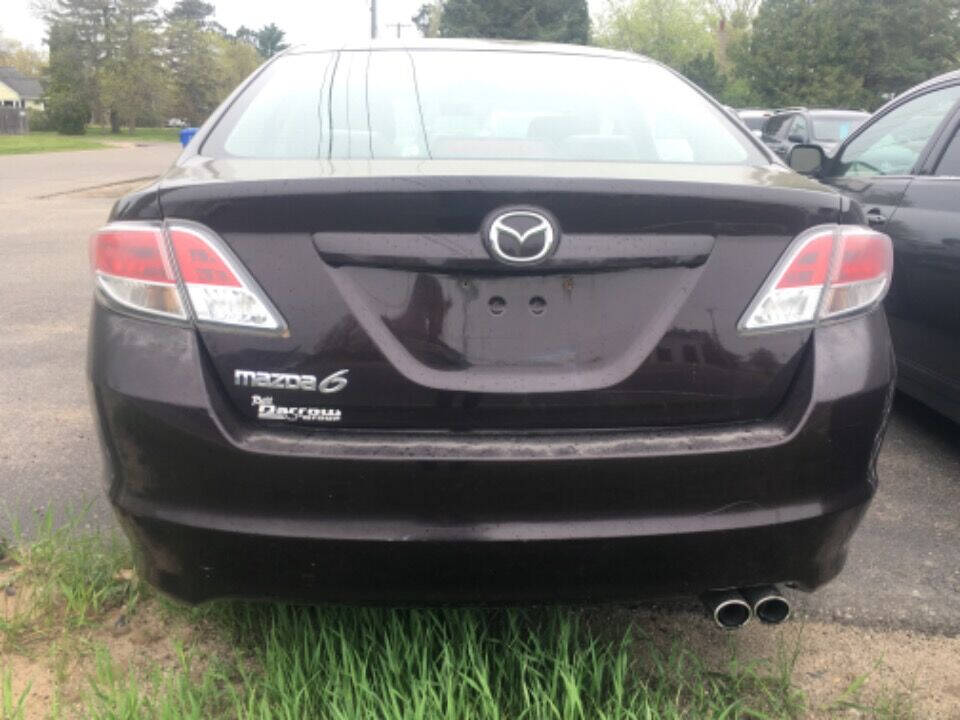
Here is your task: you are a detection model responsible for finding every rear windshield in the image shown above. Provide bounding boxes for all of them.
[811,115,867,142]
[203,49,764,165]
[741,116,767,131]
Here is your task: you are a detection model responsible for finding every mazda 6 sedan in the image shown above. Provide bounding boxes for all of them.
[89,41,894,626]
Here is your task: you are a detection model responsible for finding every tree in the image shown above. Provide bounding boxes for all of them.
[412,2,443,37]
[234,24,258,46]
[101,0,163,131]
[46,21,90,133]
[165,19,220,124]
[212,32,261,96]
[594,0,714,69]
[739,0,960,110]
[164,0,216,27]
[0,34,47,78]
[254,23,288,58]
[438,0,589,44]
[681,52,726,97]
[101,24,165,131]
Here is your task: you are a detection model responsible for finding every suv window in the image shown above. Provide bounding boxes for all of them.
[834,85,960,177]
[789,115,808,141]
[935,127,960,176]
[763,114,792,138]
[205,50,764,165]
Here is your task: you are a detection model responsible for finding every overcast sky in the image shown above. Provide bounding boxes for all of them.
[4,0,608,51]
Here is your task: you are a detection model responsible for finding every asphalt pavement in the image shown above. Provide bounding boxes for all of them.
[0,145,957,636]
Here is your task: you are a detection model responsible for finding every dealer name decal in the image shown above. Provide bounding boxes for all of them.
[251,395,342,423]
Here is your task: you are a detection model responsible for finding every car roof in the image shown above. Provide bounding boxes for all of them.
[862,68,960,120]
[286,38,650,63]
[807,110,870,118]
[770,107,868,116]
[898,68,960,95]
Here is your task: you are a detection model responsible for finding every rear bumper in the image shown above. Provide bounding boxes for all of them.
[89,306,894,604]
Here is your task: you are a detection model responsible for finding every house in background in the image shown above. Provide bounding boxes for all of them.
[0,67,44,111]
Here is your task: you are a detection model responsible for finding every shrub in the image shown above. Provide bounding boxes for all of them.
[26,107,52,131]
[48,93,89,135]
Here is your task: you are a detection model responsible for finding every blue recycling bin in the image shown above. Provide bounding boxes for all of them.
[179,127,198,147]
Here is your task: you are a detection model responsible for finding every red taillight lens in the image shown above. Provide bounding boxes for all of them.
[774,231,833,289]
[821,227,893,320]
[167,224,282,330]
[91,224,185,319]
[169,229,241,287]
[91,221,283,330]
[93,227,176,282]
[740,225,892,331]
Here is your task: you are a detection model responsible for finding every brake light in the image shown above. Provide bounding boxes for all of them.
[740,225,892,331]
[91,221,284,330]
[168,225,281,329]
[91,224,186,319]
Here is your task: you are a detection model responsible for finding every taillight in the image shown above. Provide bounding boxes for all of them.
[740,225,892,332]
[90,221,284,331]
[168,224,282,330]
[91,224,186,319]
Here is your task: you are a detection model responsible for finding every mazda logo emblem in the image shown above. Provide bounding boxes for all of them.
[484,209,558,265]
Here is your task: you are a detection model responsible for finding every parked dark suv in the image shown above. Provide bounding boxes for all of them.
[89,41,894,625]
[787,70,960,424]
[763,108,869,159]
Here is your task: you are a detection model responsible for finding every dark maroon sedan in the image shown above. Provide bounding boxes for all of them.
[88,41,894,628]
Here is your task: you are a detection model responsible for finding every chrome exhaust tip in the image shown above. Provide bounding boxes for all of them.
[701,590,752,629]
[740,585,791,624]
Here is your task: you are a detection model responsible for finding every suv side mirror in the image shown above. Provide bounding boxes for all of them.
[787,133,806,144]
[787,144,826,176]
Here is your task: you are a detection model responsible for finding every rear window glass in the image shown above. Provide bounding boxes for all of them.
[762,114,792,137]
[811,116,867,142]
[204,50,764,165]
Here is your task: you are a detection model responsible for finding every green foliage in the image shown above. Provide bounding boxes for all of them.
[164,0,217,27]
[45,22,90,134]
[594,0,960,110]
[595,0,716,69]
[0,668,31,720]
[211,33,263,99]
[740,0,960,110]
[0,34,46,78]
[39,0,284,133]
[26,107,52,132]
[1,507,135,646]
[0,132,110,154]
[438,0,590,44]
[412,1,444,37]
[100,5,166,132]
[164,21,221,126]
[253,23,288,59]
[682,52,726,97]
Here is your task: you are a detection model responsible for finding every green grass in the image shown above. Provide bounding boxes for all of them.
[85,125,182,142]
[78,603,804,720]
[0,125,179,155]
[0,132,111,155]
[0,510,919,720]
[0,508,135,646]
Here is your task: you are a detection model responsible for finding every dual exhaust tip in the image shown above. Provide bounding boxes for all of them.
[701,586,791,629]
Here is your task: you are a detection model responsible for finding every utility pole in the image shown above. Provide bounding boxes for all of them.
[388,22,410,38]
[370,0,377,39]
